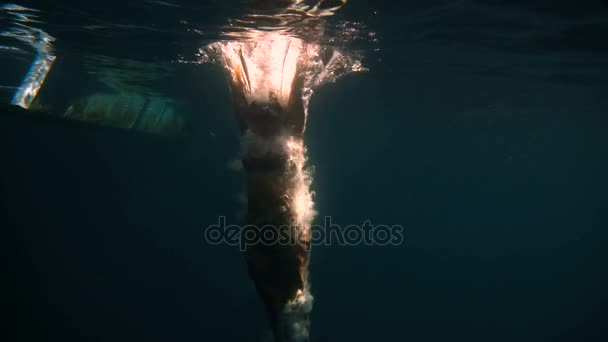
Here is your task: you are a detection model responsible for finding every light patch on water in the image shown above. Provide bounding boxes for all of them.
[1,3,55,108]
[199,32,365,124]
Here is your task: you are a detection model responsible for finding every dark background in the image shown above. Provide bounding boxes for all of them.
[2,1,608,341]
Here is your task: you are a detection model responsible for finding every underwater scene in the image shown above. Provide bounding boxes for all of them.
[1,1,607,341]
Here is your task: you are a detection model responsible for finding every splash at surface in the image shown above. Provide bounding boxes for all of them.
[197,2,366,341]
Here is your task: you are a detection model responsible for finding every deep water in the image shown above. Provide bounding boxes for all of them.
[1,1,608,341]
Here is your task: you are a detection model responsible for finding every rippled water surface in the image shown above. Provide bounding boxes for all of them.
[3,0,606,126]
[1,0,376,131]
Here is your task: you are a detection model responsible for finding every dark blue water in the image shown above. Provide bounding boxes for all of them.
[1,1,607,341]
